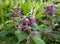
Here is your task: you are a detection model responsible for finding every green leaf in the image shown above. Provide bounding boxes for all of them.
[15,30,28,44]
[30,23,39,30]
[50,31,60,41]
[56,16,60,22]
[31,36,45,44]
[0,2,4,23]
[55,6,60,16]
[40,25,52,34]
[0,30,7,39]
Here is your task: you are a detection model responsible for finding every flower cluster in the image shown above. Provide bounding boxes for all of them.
[44,4,56,15]
[17,15,36,33]
[11,6,22,17]
[17,15,38,43]
[10,6,22,21]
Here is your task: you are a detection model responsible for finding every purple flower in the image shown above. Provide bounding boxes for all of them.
[44,4,55,15]
[26,26,32,32]
[13,6,18,11]
[11,6,22,17]
[26,36,30,44]
[48,31,52,35]
[30,16,36,23]
[10,17,14,21]
[22,17,30,25]
[27,16,36,23]
[32,31,38,36]
[17,24,24,30]
[17,15,36,31]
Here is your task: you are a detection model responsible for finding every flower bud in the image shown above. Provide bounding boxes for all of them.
[26,36,30,44]
[32,31,38,36]
[26,26,32,32]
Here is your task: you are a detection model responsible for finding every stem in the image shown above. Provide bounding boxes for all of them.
[17,41,20,44]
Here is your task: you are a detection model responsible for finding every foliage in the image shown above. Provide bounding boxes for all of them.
[0,0,60,44]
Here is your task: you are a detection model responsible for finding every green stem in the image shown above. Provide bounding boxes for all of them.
[0,20,13,30]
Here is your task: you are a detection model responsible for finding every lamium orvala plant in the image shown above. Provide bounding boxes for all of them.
[0,0,60,44]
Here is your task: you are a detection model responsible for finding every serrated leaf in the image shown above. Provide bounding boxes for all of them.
[15,31,28,44]
[31,36,45,44]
